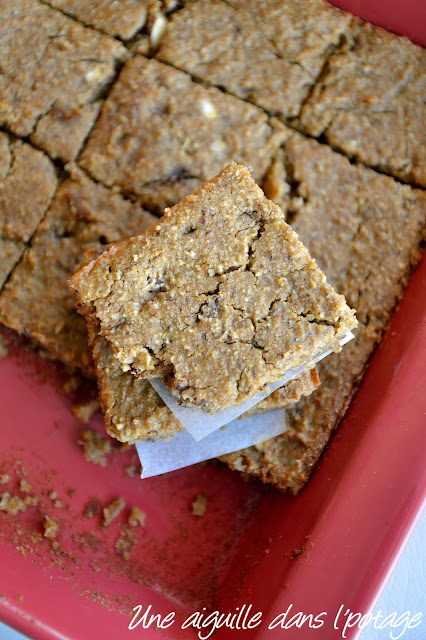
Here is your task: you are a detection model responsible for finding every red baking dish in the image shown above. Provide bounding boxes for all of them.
[0,2,425,639]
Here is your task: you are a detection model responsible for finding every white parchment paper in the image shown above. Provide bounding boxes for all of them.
[136,408,287,478]
[150,331,354,441]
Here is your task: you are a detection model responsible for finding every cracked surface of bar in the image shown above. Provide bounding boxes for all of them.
[88,323,319,443]
[0,0,128,161]
[156,0,351,119]
[79,57,288,213]
[0,132,58,289]
[221,135,426,491]
[70,163,356,412]
[0,167,156,372]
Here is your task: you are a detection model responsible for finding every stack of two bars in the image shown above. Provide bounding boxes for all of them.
[69,164,357,478]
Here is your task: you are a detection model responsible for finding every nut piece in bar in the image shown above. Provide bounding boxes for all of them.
[157,0,351,119]
[79,57,288,213]
[70,163,357,413]
[0,0,128,161]
[0,133,58,290]
[0,166,157,372]
[299,20,426,187]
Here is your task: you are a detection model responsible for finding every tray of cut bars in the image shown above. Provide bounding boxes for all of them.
[0,0,424,639]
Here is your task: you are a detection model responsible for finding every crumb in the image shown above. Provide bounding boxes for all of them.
[19,479,32,493]
[191,494,208,517]
[23,495,38,507]
[78,428,111,467]
[291,548,303,559]
[72,399,100,424]
[62,374,82,395]
[91,562,101,573]
[48,490,57,500]
[43,516,58,540]
[16,594,24,602]
[128,507,146,527]
[0,336,8,359]
[0,493,34,515]
[0,474,10,485]
[102,497,125,527]
[124,465,141,478]
[30,532,43,544]
[115,528,137,559]
[83,498,102,518]
[51,540,59,551]
[53,499,63,508]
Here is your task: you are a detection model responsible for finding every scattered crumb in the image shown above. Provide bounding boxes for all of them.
[53,499,63,508]
[19,479,32,493]
[72,399,100,424]
[115,528,137,559]
[78,428,111,467]
[16,594,24,602]
[191,494,208,517]
[51,540,59,551]
[291,548,303,559]
[0,335,8,359]
[128,507,146,528]
[103,497,126,527]
[43,516,58,540]
[62,375,82,395]
[0,493,37,515]
[124,464,141,478]
[48,490,57,500]
[83,498,102,518]
[0,474,10,485]
[30,532,43,544]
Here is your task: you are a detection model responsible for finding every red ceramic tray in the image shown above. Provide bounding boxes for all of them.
[0,3,425,640]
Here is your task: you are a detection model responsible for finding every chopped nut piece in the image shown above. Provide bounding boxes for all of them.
[0,474,10,486]
[191,494,208,517]
[103,497,126,527]
[72,399,100,424]
[128,507,146,527]
[148,2,168,49]
[43,516,59,540]
[48,491,57,500]
[78,429,112,467]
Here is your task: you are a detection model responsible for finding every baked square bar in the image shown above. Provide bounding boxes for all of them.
[299,19,426,187]
[70,163,357,412]
[79,56,287,213]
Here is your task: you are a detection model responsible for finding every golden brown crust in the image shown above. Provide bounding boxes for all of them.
[79,56,288,213]
[71,163,356,412]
